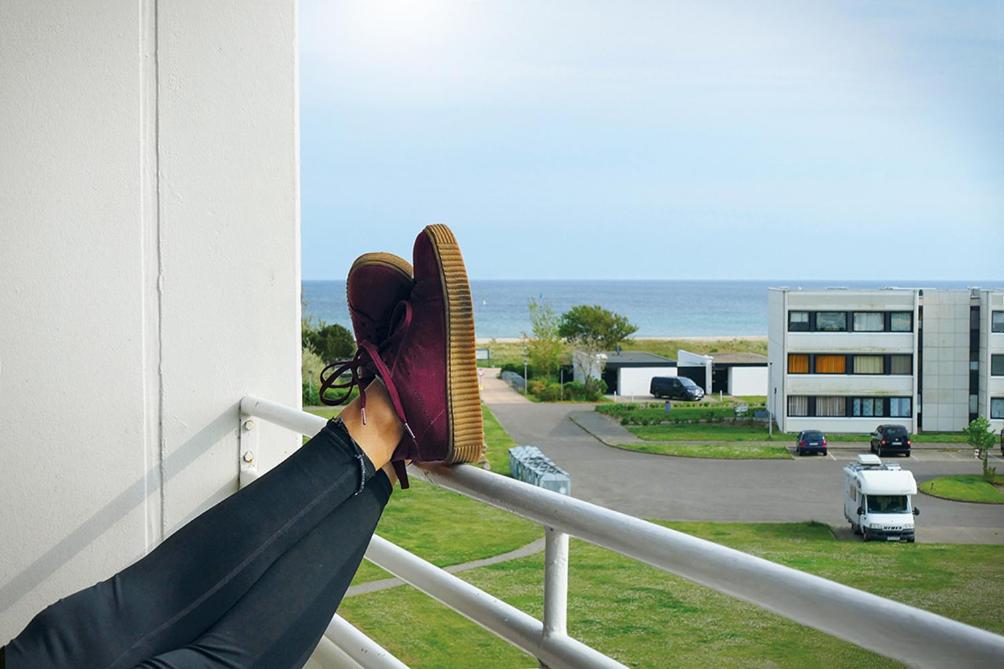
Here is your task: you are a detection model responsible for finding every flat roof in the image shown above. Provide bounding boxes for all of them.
[603,351,676,367]
[712,353,767,365]
[769,286,1004,293]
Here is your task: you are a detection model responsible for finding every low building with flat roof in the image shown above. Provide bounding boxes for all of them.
[600,351,677,396]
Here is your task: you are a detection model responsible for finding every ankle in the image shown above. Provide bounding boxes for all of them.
[339,379,404,470]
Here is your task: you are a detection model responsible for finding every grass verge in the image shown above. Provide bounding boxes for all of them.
[340,521,1004,668]
[623,420,969,446]
[302,406,539,585]
[919,475,1004,504]
[477,337,767,369]
[615,440,791,459]
[482,404,515,476]
[628,423,777,442]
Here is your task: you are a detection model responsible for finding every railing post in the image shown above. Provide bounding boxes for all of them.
[238,413,259,487]
[543,528,569,639]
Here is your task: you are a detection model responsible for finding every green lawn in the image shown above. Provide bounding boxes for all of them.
[614,440,792,459]
[482,404,515,476]
[919,475,1004,504]
[340,521,1004,668]
[303,405,539,585]
[628,422,778,442]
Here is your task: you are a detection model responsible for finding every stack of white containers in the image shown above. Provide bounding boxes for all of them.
[507,445,571,495]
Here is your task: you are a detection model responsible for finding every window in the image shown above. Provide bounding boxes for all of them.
[816,312,847,332]
[815,354,846,374]
[890,355,912,375]
[853,312,884,332]
[889,397,912,417]
[889,312,912,332]
[993,355,1004,376]
[969,395,979,414]
[853,355,884,374]
[788,354,809,374]
[788,311,810,331]
[816,396,846,417]
[992,398,1004,419]
[993,311,1004,333]
[852,398,883,417]
[866,495,908,514]
[788,396,809,417]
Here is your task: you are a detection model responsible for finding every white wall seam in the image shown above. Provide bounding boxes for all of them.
[140,0,165,550]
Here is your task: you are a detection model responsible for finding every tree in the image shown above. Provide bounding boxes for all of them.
[964,417,999,483]
[523,298,564,380]
[558,304,638,351]
[558,305,637,391]
[305,322,355,365]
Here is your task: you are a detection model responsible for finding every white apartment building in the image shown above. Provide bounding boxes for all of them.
[768,287,1004,435]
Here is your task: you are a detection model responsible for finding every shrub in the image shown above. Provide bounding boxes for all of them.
[526,380,562,401]
[302,380,321,406]
[564,381,605,401]
[304,322,355,365]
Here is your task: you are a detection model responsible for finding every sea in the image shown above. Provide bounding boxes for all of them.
[302,280,998,339]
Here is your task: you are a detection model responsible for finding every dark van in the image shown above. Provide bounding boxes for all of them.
[650,376,705,401]
[870,425,912,457]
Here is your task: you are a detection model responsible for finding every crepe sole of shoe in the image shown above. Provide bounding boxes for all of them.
[423,224,485,465]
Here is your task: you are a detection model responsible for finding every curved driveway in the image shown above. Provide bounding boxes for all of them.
[482,377,1004,541]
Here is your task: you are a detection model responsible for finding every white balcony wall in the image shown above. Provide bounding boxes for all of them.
[920,291,971,431]
[785,417,915,435]
[785,375,914,396]
[786,290,916,311]
[786,333,914,353]
[0,0,299,642]
[767,289,785,427]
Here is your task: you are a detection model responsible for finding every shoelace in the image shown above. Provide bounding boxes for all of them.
[318,301,416,441]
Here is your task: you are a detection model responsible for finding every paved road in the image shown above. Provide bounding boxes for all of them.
[483,379,1004,542]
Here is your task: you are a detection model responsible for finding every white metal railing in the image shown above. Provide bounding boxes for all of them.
[239,396,1004,669]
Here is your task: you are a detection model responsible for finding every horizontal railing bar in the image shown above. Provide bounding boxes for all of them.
[324,614,409,669]
[364,535,626,669]
[413,462,1004,668]
[242,395,327,434]
[241,396,1004,668]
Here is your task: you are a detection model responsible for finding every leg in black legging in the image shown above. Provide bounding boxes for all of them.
[136,470,392,669]
[4,419,379,669]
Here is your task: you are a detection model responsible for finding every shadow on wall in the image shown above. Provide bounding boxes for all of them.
[0,407,241,613]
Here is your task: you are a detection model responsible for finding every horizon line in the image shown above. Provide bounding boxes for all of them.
[302,277,1004,284]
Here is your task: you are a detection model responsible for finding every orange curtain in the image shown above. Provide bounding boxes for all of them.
[815,355,846,374]
[788,354,809,374]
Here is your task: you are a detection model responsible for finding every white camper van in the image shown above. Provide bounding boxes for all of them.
[843,454,919,542]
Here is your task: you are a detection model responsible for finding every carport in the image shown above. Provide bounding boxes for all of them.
[601,351,677,396]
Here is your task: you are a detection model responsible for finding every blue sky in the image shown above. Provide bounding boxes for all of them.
[299,1,1003,280]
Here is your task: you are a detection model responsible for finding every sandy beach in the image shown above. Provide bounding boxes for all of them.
[476,335,768,344]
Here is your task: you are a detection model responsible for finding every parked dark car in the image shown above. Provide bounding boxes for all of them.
[795,430,827,456]
[650,376,705,401]
[870,425,912,457]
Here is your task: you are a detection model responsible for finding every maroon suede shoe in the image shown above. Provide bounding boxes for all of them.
[347,252,413,344]
[318,253,412,410]
[352,225,486,486]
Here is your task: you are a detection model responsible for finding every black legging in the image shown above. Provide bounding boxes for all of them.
[2,419,391,668]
